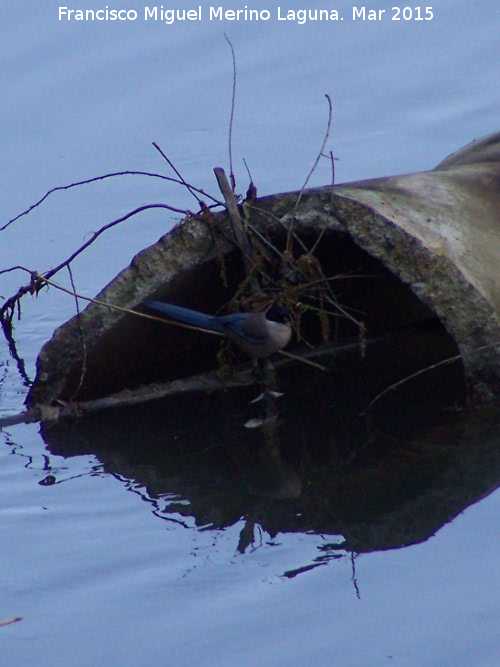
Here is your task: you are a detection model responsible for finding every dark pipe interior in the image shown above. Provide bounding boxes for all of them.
[59,230,462,402]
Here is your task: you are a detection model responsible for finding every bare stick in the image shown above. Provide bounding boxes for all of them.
[364,353,464,412]
[0,366,256,428]
[328,149,337,186]
[247,203,363,328]
[0,341,334,428]
[278,349,325,370]
[33,272,226,336]
[0,617,23,627]
[246,203,312,255]
[0,265,34,277]
[224,33,237,190]
[242,158,253,184]
[1,172,223,232]
[287,94,333,251]
[244,222,283,259]
[151,142,203,205]
[1,203,189,319]
[299,94,333,193]
[67,265,88,400]
[213,167,257,283]
[0,315,31,386]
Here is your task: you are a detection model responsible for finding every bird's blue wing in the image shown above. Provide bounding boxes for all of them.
[146,301,227,334]
[219,313,267,343]
[146,302,268,344]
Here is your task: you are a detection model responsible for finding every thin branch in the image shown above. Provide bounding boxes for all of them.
[67,265,88,400]
[328,149,337,186]
[297,274,376,290]
[151,142,203,205]
[246,204,311,255]
[25,271,226,336]
[0,339,335,428]
[0,617,23,627]
[305,293,365,325]
[278,349,325,370]
[287,94,333,251]
[0,265,33,277]
[309,147,337,256]
[245,203,363,328]
[42,205,178,279]
[240,201,365,331]
[224,33,237,190]
[308,226,327,256]
[364,353,464,412]
[213,167,257,282]
[299,94,333,193]
[1,172,222,232]
[0,316,32,387]
[244,222,284,259]
[242,158,253,184]
[0,203,191,319]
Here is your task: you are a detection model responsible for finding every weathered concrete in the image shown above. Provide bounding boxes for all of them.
[27,131,500,408]
[334,131,500,397]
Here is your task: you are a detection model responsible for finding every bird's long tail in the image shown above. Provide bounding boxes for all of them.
[145,301,225,334]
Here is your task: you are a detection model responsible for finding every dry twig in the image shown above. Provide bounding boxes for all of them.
[0,617,23,627]
[224,33,237,190]
[0,171,223,232]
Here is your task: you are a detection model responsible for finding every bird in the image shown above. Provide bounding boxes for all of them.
[146,301,292,359]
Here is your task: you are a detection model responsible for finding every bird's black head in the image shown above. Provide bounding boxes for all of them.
[267,304,290,324]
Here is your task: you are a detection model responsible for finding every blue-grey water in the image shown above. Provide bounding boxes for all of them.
[2,2,500,665]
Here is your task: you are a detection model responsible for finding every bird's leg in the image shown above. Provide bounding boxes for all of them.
[251,358,277,393]
[249,358,283,422]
